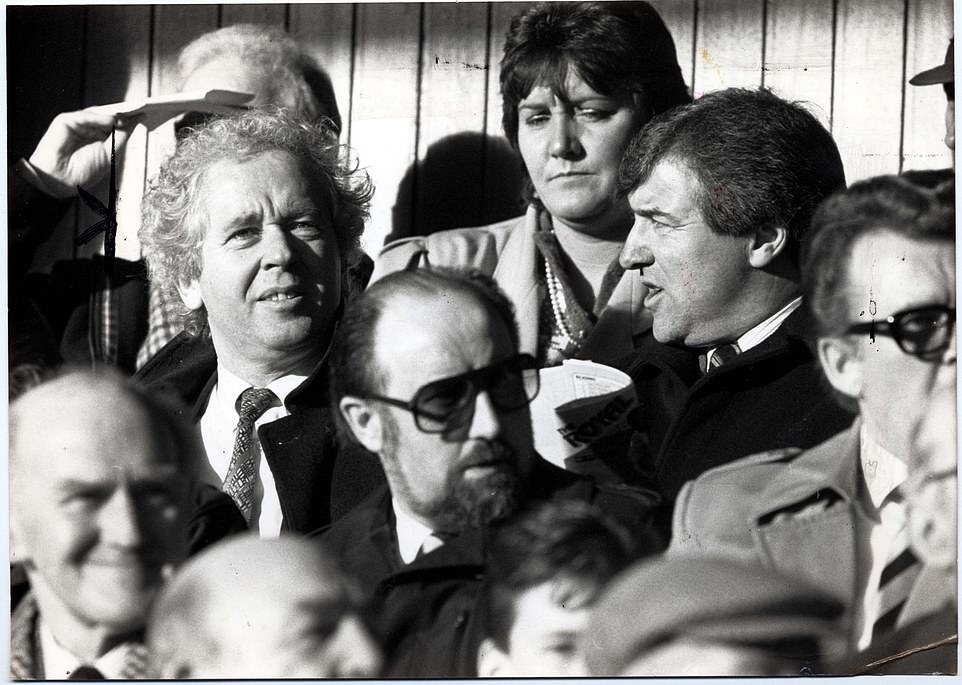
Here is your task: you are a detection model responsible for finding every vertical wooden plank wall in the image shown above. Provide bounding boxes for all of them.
[764,0,835,127]
[833,0,907,180]
[289,4,357,143]
[694,0,766,95]
[8,1,953,270]
[349,3,422,251]
[409,3,490,242]
[902,0,955,170]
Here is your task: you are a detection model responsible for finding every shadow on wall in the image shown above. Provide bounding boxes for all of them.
[388,132,527,245]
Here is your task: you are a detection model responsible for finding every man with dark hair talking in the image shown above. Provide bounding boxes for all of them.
[617,88,854,517]
[672,175,956,667]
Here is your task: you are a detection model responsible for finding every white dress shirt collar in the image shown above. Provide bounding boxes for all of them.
[213,363,306,414]
[392,499,441,565]
[705,297,803,367]
[39,620,134,679]
[859,424,909,510]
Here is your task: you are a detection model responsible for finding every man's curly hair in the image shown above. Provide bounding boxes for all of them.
[139,108,373,336]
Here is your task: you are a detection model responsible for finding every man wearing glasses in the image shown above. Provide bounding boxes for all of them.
[670,174,955,666]
[318,267,660,677]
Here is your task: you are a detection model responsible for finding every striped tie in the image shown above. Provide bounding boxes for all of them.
[701,342,741,374]
[223,387,277,523]
[872,491,921,638]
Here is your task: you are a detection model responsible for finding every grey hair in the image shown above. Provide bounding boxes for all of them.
[139,108,372,335]
[177,23,341,131]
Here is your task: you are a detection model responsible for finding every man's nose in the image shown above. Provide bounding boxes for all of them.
[619,216,655,270]
[100,487,143,548]
[468,390,503,439]
[261,226,295,269]
[549,115,583,159]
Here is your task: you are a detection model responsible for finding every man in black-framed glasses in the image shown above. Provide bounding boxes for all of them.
[669,174,956,671]
[843,305,955,361]
[316,267,661,677]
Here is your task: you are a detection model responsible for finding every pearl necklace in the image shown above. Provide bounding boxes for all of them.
[543,255,576,349]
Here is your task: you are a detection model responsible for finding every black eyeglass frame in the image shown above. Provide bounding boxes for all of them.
[844,304,956,357]
[366,353,540,433]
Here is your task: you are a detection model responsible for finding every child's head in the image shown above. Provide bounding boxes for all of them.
[477,500,637,676]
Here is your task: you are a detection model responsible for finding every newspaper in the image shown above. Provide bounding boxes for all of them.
[530,359,638,468]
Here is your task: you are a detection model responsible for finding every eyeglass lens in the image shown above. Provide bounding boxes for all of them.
[413,358,539,432]
[896,307,954,354]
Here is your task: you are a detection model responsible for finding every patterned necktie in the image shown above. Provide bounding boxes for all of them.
[872,490,921,638]
[223,387,277,523]
[701,342,741,374]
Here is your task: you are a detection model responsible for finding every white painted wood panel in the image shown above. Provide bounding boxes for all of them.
[832,0,906,180]
[349,3,422,252]
[10,1,953,269]
[902,0,954,171]
[693,0,765,96]
[764,0,834,128]
[289,4,357,143]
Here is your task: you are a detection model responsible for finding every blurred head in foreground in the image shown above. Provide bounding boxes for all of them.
[148,536,382,678]
[584,555,844,676]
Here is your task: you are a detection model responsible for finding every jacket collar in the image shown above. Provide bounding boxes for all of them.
[10,593,41,679]
[750,421,863,520]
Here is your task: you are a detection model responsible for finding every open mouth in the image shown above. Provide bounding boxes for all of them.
[262,292,300,301]
[643,285,664,305]
[259,288,303,302]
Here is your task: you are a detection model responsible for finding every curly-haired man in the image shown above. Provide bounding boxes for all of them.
[137,108,385,536]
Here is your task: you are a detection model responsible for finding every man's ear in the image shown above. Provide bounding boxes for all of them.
[477,637,509,678]
[176,278,205,312]
[339,397,384,454]
[818,336,863,399]
[747,224,790,268]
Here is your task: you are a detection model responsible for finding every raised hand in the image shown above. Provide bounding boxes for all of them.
[27,107,139,198]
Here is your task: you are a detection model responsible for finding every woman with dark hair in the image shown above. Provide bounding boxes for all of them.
[374,1,690,365]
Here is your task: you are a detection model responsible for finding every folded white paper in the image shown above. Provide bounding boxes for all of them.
[90,89,254,131]
[530,359,638,467]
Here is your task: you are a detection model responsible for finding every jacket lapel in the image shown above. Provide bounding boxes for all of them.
[492,207,541,357]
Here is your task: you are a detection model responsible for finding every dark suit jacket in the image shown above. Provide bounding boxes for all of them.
[315,458,662,677]
[623,308,855,508]
[135,332,385,533]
